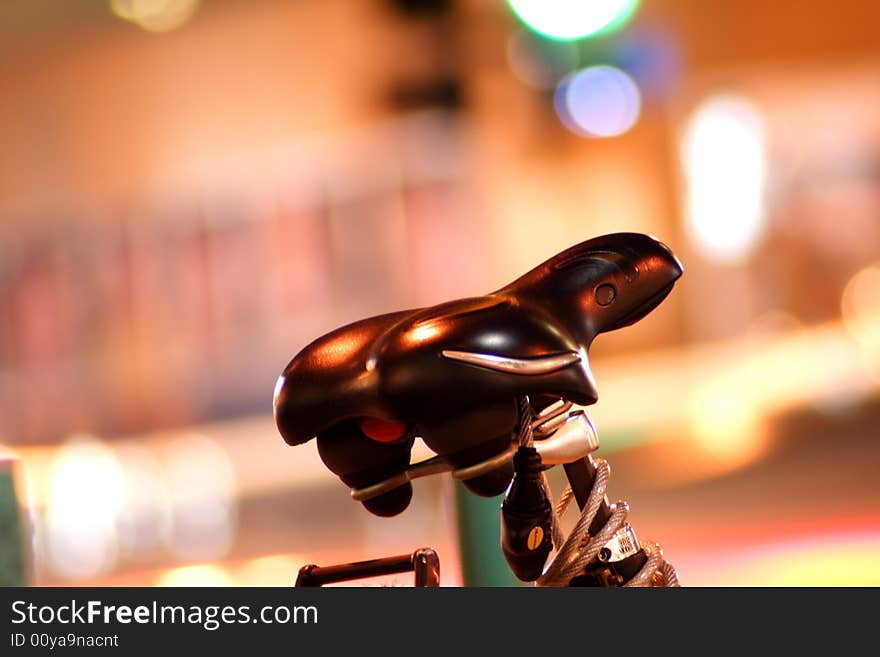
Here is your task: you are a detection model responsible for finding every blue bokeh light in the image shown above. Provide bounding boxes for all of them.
[554,65,642,138]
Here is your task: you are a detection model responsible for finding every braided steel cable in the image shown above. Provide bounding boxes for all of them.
[520,400,678,588]
[536,458,679,587]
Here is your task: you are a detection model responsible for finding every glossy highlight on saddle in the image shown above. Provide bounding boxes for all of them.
[274,233,683,516]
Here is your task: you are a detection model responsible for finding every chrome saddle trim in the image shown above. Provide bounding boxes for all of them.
[440,350,581,375]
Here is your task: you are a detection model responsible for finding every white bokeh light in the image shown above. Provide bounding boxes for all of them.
[681,94,768,263]
[46,438,125,579]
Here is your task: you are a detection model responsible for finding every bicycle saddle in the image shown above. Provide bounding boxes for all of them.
[274,232,682,516]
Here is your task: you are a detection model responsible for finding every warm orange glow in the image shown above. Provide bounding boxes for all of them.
[680,530,880,587]
[688,387,766,466]
[156,564,235,586]
[841,263,880,374]
[110,0,200,33]
[588,317,880,450]
[237,554,306,586]
[8,446,56,510]
[744,310,804,341]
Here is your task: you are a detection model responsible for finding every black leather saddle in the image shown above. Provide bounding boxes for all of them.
[274,233,682,516]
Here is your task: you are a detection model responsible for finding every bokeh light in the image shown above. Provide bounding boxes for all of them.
[46,438,125,579]
[681,94,768,263]
[110,0,200,33]
[554,66,641,138]
[156,564,235,587]
[807,332,874,414]
[506,0,640,42]
[688,387,767,467]
[841,263,880,359]
[237,554,305,586]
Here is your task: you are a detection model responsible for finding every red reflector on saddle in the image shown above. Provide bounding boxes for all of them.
[359,417,407,443]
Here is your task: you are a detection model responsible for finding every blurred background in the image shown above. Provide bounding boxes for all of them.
[1,0,878,587]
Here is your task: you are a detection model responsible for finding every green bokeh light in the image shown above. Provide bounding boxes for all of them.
[506,0,640,42]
